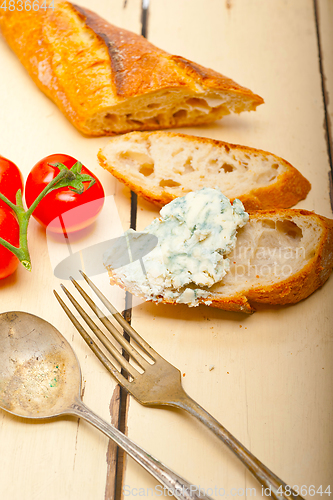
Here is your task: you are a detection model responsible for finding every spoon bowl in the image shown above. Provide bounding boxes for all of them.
[0,311,208,500]
[0,311,80,419]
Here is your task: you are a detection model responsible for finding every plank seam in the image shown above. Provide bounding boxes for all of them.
[113,2,150,500]
[313,0,333,210]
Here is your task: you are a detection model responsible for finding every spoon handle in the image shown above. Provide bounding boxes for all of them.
[69,398,212,500]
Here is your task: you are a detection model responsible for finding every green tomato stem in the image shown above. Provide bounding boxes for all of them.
[25,169,68,217]
[0,191,29,264]
[0,236,23,259]
[0,192,17,211]
[0,168,76,272]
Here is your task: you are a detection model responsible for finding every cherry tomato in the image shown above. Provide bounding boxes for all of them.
[0,156,24,209]
[0,206,20,280]
[25,154,105,233]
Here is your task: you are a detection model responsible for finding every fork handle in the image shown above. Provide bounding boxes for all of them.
[69,398,213,500]
[174,392,304,500]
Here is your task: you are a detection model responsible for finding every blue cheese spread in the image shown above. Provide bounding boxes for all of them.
[104,187,248,306]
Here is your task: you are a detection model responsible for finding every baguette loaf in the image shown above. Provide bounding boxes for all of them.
[0,1,263,136]
[98,132,311,210]
[105,208,333,313]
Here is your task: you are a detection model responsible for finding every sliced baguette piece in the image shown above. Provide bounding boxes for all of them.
[98,132,311,210]
[105,209,333,313]
[0,1,263,136]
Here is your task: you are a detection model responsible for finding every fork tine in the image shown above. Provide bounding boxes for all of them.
[56,285,141,379]
[80,270,157,359]
[60,284,142,376]
[56,284,138,377]
[69,277,150,369]
[54,290,133,389]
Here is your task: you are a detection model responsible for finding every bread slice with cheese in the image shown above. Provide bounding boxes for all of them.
[0,1,263,136]
[98,132,311,210]
[105,209,333,313]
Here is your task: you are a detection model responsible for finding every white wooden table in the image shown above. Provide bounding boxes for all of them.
[0,1,332,499]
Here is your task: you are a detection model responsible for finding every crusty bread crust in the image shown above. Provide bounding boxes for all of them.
[0,1,263,136]
[205,210,333,312]
[98,132,311,210]
[106,209,333,313]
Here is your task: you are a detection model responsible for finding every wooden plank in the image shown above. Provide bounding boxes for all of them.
[0,1,141,500]
[1,0,332,499]
[121,0,333,498]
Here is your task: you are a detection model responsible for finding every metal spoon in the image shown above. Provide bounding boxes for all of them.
[0,311,210,500]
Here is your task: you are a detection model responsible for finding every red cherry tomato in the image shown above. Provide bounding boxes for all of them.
[25,154,105,234]
[0,156,24,209]
[0,206,20,280]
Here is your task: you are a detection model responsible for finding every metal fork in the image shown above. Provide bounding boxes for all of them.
[55,272,304,500]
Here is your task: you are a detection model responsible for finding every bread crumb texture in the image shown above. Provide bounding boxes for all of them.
[104,189,333,313]
[0,1,263,135]
[104,188,248,307]
[98,132,310,209]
